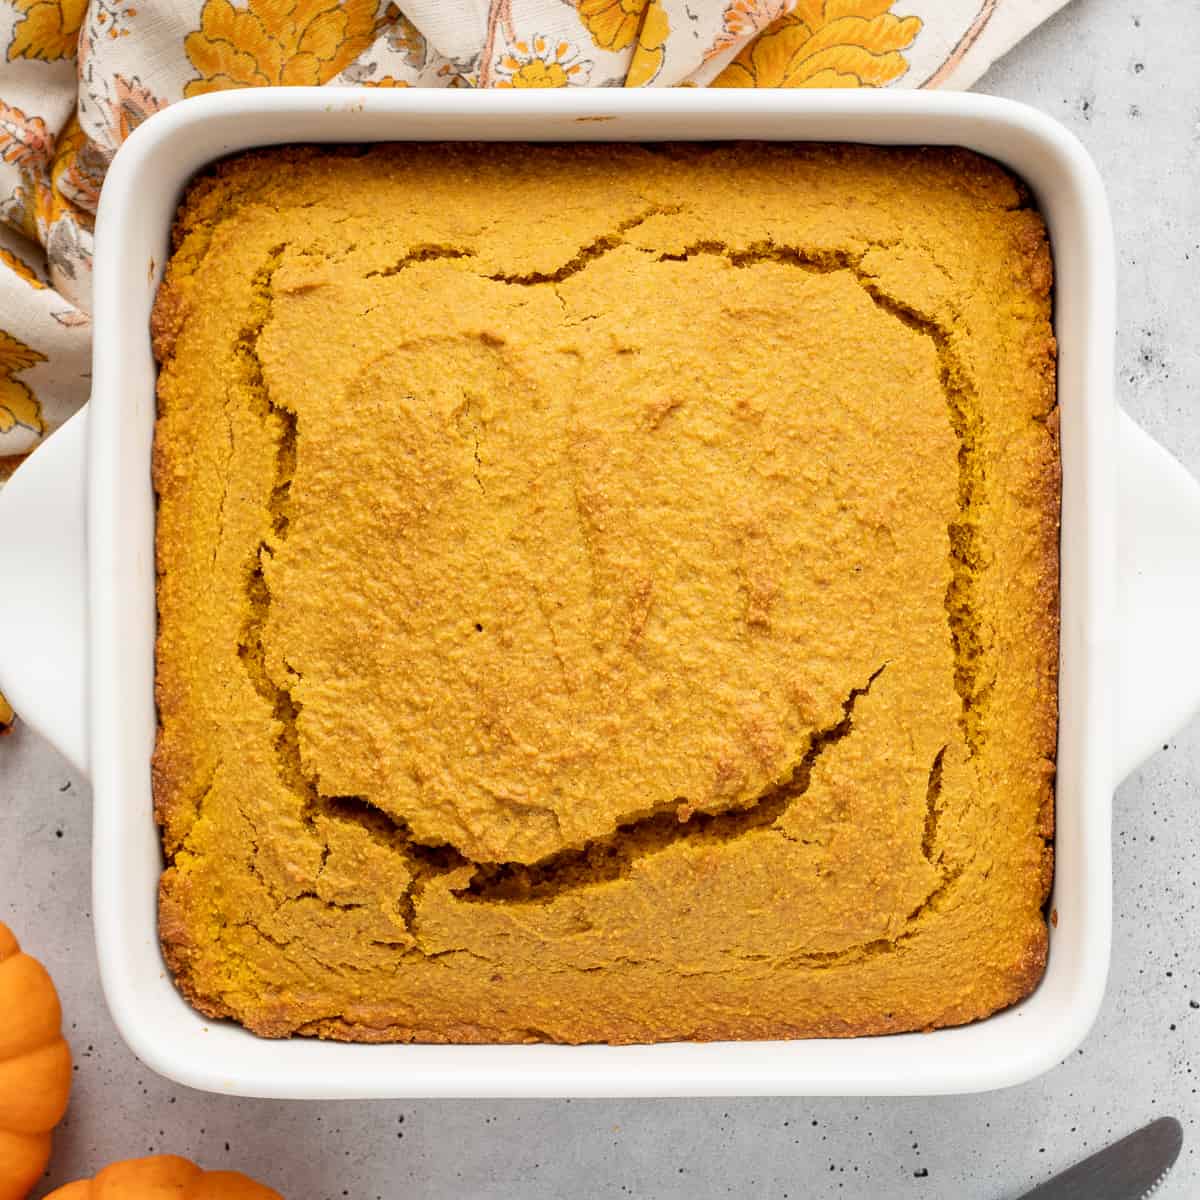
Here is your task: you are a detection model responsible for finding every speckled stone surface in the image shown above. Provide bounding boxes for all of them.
[2,0,1198,1195]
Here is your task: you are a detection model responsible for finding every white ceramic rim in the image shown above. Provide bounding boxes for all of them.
[7,86,1200,1097]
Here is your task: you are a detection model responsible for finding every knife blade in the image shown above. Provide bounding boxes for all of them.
[1015,1116,1183,1200]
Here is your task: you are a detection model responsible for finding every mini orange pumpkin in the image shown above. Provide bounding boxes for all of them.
[0,921,72,1200]
[44,1155,284,1198]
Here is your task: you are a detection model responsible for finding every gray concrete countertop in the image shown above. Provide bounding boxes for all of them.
[3,1,1198,1195]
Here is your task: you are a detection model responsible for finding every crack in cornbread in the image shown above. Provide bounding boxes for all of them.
[152,143,1058,1042]
[488,232,996,755]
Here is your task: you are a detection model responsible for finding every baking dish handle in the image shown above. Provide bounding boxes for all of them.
[0,408,88,775]
[1115,409,1200,781]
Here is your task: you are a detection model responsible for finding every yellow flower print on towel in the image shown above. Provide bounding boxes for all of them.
[0,329,46,436]
[495,35,592,87]
[0,247,47,289]
[576,0,647,53]
[7,0,87,63]
[713,0,921,89]
[624,0,668,87]
[184,0,381,96]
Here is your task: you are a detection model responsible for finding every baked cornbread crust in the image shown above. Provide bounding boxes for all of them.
[152,143,1058,1043]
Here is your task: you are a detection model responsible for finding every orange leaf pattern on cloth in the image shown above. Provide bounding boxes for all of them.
[47,115,94,224]
[624,0,668,87]
[0,329,46,436]
[0,246,47,288]
[183,0,383,95]
[101,73,167,147]
[381,6,427,71]
[713,1,922,88]
[51,112,104,216]
[0,100,53,169]
[7,0,87,62]
[704,0,791,63]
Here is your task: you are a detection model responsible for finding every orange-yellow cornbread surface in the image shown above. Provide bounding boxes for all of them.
[152,143,1058,1043]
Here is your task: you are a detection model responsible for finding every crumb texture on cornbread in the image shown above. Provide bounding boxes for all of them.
[152,143,1058,1043]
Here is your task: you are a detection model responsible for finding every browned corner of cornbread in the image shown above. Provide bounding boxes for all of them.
[152,142,1058,1044]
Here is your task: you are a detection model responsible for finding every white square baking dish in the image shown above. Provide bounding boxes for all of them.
[3,87,1200,1098]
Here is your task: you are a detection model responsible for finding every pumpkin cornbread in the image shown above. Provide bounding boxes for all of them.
[152,143,1058,1043]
